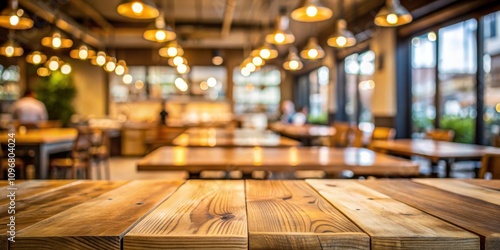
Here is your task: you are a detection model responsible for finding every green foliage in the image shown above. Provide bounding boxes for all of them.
[440,115,475,143]
[308,113,328,124]
[36,71,77,126]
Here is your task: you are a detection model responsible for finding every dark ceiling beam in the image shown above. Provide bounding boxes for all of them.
[18,0,104,48]
[221,0,236,37]
[70,0,114,31]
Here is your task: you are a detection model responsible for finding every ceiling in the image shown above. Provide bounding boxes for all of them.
[6,0,379,50]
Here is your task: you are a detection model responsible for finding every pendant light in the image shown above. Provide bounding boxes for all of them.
[37,67,50,77]
[291,0,332,22]
[159,41,184,58]
[0,39,23,57]
[327,1,356,48]
[104,57,117,72]
[91,51,107,66]
[143,7,176,42]
[45,56,62,71]
[0,0,33,30]
[117,0,159,19]
[70,44,96,60]
[41,31,73,49]
[374,0,412,27]
[265,7,295,45]
[283,48,303,71]
[212,50,223,65]
[26,51,47,65]
[252,43,278,60]
[168,55,187,67]
[115,60,127,75]
[300,37,325,60]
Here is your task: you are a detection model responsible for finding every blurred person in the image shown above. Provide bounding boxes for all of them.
[10,89,48,124]
[280,100,296,124]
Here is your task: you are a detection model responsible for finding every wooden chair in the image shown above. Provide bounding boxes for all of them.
[425,129,455,142]
[0,148,25,179]
[50,128,92,179]
[88,128,110,180]
[478,154,500,179]
[368,127,396,151]
[492,134,500,147]
[329,123,352,148]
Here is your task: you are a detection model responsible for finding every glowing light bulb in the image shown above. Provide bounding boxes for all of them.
[260,49,270,59]
[427,32,437,42]
[48,60,59,71]
[336,36,347,46]
[306,6,318,17]
[115,65,125,75]
[96,53,106,66]
[105,61,116,71]
[61,64,72,74]
[9,15,19,26]
[386,14,398,25]
[289,60,299,70]
[246,63,256,72]
[241,67,250,76]
[123,74,133,84]
[5,46,14,57]
[177,64,188,74]
[207,77,217,87]
[307,49,318,58]
[173,56,184,66]
[274,33,285,44]
[131,2,144,14]
[167,47,177,57]
[32,54,42,64]
[155,30,166,41]
[78,48,88,59]
[52,37,62,48]
[252,56,263,66]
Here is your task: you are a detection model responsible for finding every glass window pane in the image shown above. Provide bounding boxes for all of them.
[438,19,477,143]
[411,33,437,136]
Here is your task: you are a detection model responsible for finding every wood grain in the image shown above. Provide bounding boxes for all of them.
[0,180,75,206]
[245,180,369,249]
[462,179,500,191]
[362,179,500,250]
[0,181,127,249]
[307,179,479,249]
[414,179,500,206]
[138,146,418,177]
[12,180,184,250]
[124,180,247,249]
[0,128,77,144]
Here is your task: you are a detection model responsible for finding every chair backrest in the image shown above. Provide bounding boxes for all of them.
[425,129,455,142]
[492,135,500,147]
[351,126,368,148]
[371,127,396,142]
[330,122,351,148]
[479,154,500,179]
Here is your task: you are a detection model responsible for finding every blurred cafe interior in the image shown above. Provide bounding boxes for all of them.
[1,0,500,248]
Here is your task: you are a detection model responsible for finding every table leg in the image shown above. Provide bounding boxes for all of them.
[39,145,49,179]
[444,159,455,178]
[189,172,201,179]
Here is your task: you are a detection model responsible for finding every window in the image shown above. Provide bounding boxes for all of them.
[344,50,375,127]
[110,66,226,103]
[411,32,436,135]
[233,66,281,115]
[308,66,329,124]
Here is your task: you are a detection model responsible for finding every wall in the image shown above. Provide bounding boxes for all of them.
[370,27,397,118]
[71,58,107,117]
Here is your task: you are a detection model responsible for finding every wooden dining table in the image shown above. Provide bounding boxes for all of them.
[371,139,500,177]
[1,179,499,249]
[0,128,77,179]
[269,123,335,146]
[137,146,419,178]
[172,128,301,147]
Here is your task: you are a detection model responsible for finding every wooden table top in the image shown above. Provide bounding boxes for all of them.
[2,179,499,249]
[172,128,301,147]
[137,146,419,176]
[270,123,335,138]
[371,139,500,160]
[0,128,77,144]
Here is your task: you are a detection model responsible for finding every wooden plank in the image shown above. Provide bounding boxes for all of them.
[245,180,369,249]
[462,179,500,191]
[0,181,128,249]
[0,180,76,206]
[13,180,184,250]
[125,180,247,249]
[307,180,479,249]
[414,179,500,206]
[362,179,500,250]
